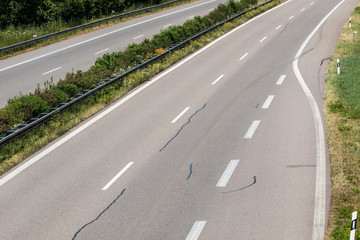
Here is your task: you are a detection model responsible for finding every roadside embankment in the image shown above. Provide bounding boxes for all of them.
[324,3,360,240]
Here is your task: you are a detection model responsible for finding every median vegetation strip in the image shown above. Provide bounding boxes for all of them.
[324,4,360,240]
[0,0,283,175]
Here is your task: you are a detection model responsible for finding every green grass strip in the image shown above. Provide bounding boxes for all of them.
[324,3,360,240]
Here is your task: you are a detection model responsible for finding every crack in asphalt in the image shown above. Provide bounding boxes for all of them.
[72,189,126,239]
[160,103,207,152]
[186,163,193,180]
[280,23,289,34]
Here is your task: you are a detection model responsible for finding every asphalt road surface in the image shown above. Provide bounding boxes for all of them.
[0,0,358,239]
[0,0,226,107]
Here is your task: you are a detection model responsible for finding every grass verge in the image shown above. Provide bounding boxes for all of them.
[0,0,284,175]
[324,3,360,240]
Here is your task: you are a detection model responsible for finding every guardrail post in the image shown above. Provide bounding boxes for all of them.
[337,59,340,75]
[350,211,357,240]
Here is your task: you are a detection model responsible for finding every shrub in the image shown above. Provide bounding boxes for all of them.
[5,94,49,124]
[56,83,79,97]
[95,53,121,71]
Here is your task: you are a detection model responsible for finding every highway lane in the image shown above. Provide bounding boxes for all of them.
[0,0,358,239]
[0,0,225,107]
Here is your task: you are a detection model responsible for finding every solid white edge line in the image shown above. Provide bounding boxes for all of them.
[0,0,216,72]
[0,0,291,188]
[262,95,274,109]
[301,8,305,11]
[310,2,314,5]
[292,1,346,239]
[185,221,207,240]
[42,67,62,75]
[102,162,134,190]
[289,15,294,19]
[95,48,109,55]
[134,34,144,39]
[216,160,239,187]
[244,120,261,139]
[259,36,267,42]
[211,74,224,85]
[240,52,248,61]
[172,107,190,123]
[276,74,286,85]
[188,15,195,19]
[163,24,172,28]
[276,24,282,29]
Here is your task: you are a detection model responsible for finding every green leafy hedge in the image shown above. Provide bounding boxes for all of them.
[0,0,259,134]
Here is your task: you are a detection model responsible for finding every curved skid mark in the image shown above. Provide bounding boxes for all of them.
[223,176,256,193]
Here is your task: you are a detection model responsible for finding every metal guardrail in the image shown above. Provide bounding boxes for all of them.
[0,0,189,55]
[0,0,273,147]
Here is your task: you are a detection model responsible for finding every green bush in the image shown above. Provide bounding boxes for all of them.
[0,94,50,132]
[56,83,79,97]
[35,86,69,107]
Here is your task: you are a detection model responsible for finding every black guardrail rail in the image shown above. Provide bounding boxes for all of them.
[0,0,189,55]
[0,0,273,147]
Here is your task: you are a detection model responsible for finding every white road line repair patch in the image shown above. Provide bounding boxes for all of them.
[211,74,224,85]
[185,221,206,240]
[102,162,134,190]
[95,48,109,55]
[240,52,248,61]
[244,120,260,139]
[42,67,61,75]
[172,107,190,123]
[216,160,239,187]
[276,75,286,85]
[262,95,274,109]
